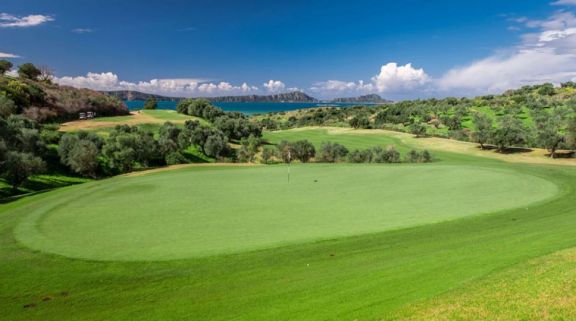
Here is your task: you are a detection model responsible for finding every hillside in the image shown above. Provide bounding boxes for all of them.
[103,90,318,103]
[1,76,129,122]
[254,82,576,156]
[105,90,181,102]
[331,94,391,104]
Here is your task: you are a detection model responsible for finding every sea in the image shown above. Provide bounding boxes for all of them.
[125,100,375,115]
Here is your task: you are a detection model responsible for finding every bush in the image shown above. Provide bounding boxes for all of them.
[0,95,16,117]
[18,63,42,80]
[165,151,188,165]
[373,145,401,163]
[143,98,158,110]
[347,149,373,163]
[260,146,276,164]
[317,142,349,163]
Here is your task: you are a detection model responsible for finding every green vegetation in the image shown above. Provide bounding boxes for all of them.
[0,62,128,122]
[15,165,557,261]
[394,247,576,320]
[143,97,158,110]
[257,83,576,157]
[1,148,575,320]
[2,81,576,320]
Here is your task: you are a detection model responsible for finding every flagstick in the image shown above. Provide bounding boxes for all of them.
[287,150,291,183]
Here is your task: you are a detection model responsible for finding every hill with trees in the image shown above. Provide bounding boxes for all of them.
[330,94,391,104]
[0,61,128,123]
[256,83,576,157]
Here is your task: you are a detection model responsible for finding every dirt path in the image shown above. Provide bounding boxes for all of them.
[310,127,576,167]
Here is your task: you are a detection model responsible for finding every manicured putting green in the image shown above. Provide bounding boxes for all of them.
[15,165,558,261]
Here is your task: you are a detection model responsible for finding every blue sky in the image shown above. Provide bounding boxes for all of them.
[2,0,576,99]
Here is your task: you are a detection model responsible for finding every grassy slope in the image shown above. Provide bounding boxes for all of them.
[394,247,576,321]
[14,165,557,261]
[264,127,411,153]
[1,129,576,320]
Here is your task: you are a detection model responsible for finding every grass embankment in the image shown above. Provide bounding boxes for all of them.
[0,128,575,320]
[394,247,576,320]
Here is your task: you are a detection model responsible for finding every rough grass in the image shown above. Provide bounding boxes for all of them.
[59,110,207,132]
[393,247,576,321]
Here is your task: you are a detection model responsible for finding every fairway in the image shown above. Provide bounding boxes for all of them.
[15,165,558,261]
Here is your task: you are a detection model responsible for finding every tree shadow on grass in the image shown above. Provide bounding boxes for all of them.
[476,145,533,154]
[0,176,88,204]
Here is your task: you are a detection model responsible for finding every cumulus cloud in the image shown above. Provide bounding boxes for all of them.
[371,63,429,92]
[0,13,53,28]
[310,63,428,98]
[263,80,286,92]
[0,52,19,58]
[438,10,576,95]
[53,72,262,97]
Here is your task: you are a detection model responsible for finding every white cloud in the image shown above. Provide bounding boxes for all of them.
[0,13,53,28]
[53,72,261,97]
[0,52,19,58]
[263,80,286,92]
[552,0,576,6]
[309,63,428,98]
[371,63,429,92]
[72,28,94,34]
[56,72,122,91]
[438,10,576,95]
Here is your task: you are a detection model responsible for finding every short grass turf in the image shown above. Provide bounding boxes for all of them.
[2,129,576,321]
[15,164,557,261]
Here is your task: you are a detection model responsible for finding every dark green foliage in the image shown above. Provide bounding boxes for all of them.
[347,149,373,163]
[538,83,555,96]
[66,140,100,177]
[406,149,433,163]
[534,111,564,158]
[260,118,278,130]
[204,133,228,158]
[40,124,62,144]
[276,140,293,163]
[0,95,16,117]
[409,122,427,138]
[567,116,576,150]
[372,145,401,163]
[214,115,262,140]
[349,116,370,129]
[178,98,224,121]
[291,140,316,163]
[318,142,349,163]
[165,151,188,165]
[471,113,493,149]
[238,135,261,162]
[143,98,158,110]
[0,60,13,75]
[17,63,42,80]
[2,151,45,190]
[491,115,528,152]
[260,146,275,164]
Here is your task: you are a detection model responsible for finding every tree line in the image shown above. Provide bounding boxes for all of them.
[259,140,432,164]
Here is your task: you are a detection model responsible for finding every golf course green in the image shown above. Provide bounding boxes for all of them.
[15,165,557,261]
[2,128,576,321]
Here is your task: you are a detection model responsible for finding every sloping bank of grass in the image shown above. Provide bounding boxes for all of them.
[0,159,575,320]
[393,246,576,321]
